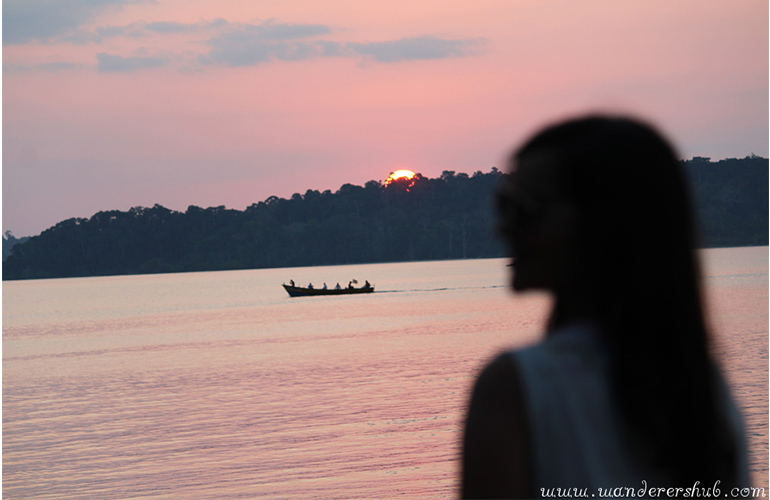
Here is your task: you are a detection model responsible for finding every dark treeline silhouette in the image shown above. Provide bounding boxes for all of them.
[685,155,768,247]
[3,157,768,280]
[3,170,503,279]
[2,231,29,261]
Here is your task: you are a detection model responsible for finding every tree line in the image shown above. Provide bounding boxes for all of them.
[3,157,768,280]
[3,231,29,260]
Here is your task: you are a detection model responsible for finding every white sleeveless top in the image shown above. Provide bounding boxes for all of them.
[510,323,749,492]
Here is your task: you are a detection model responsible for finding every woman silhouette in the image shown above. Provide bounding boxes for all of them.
[462,116,749,498]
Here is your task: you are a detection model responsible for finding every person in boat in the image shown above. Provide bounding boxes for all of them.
[348,281,354,289]
[335,283,341,290]
[307,283,313,289]
[462,115,749,498]
[322,283,328,290]
[364,280,371,288]
[289,280,295,286]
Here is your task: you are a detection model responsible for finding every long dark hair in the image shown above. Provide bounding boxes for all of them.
[514,115,737,486]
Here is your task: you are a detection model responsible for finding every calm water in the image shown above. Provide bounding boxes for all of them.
[3,247,768,499]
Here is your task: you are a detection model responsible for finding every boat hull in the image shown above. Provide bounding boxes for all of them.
[282,284,375,297]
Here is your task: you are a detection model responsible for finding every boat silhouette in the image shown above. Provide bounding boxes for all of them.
[282,281,374,297]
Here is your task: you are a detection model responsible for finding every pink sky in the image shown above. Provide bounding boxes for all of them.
[3,0,768,236]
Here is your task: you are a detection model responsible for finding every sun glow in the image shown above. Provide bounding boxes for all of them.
[385,169,417,186]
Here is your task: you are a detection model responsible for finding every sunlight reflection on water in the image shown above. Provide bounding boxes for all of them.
[3,248,767,498]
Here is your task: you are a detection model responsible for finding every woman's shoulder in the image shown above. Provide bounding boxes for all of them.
[463,350,533,498]
[470,350,522,407]
[470,322,606,414]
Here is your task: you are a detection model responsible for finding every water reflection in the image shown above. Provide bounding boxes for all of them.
[3,250,767,498]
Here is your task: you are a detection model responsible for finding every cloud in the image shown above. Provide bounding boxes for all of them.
[145,18,229,34]
[37,61,80,71]
[145,21,202,34]
[3,63,31,73]
[94,22,147,40]
[60,19,227,43]
[201,33,273,66]
[4,61,82,73]
[3,0,143,44]
[317,41,344,58]
[347,36,483,63]
[97,53,168,72]
[3,61,88,73]
[200,23,482,67]
[6,7,483,71]
[200,21,333,66]
[250,19,332,40]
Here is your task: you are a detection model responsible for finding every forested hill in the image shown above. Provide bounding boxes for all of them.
[4,157,768,280]
[3,232,29,260]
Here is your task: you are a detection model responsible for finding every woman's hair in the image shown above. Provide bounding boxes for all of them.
[513,115,737,486]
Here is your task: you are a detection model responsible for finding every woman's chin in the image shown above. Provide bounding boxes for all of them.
[512,270,549,292]
[511,274,530,291]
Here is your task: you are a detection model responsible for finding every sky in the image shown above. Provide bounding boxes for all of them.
[3,0,768,237]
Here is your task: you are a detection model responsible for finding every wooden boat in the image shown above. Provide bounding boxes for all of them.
[282,283,374,297]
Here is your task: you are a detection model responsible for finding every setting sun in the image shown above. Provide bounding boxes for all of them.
[385,170,417,186]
